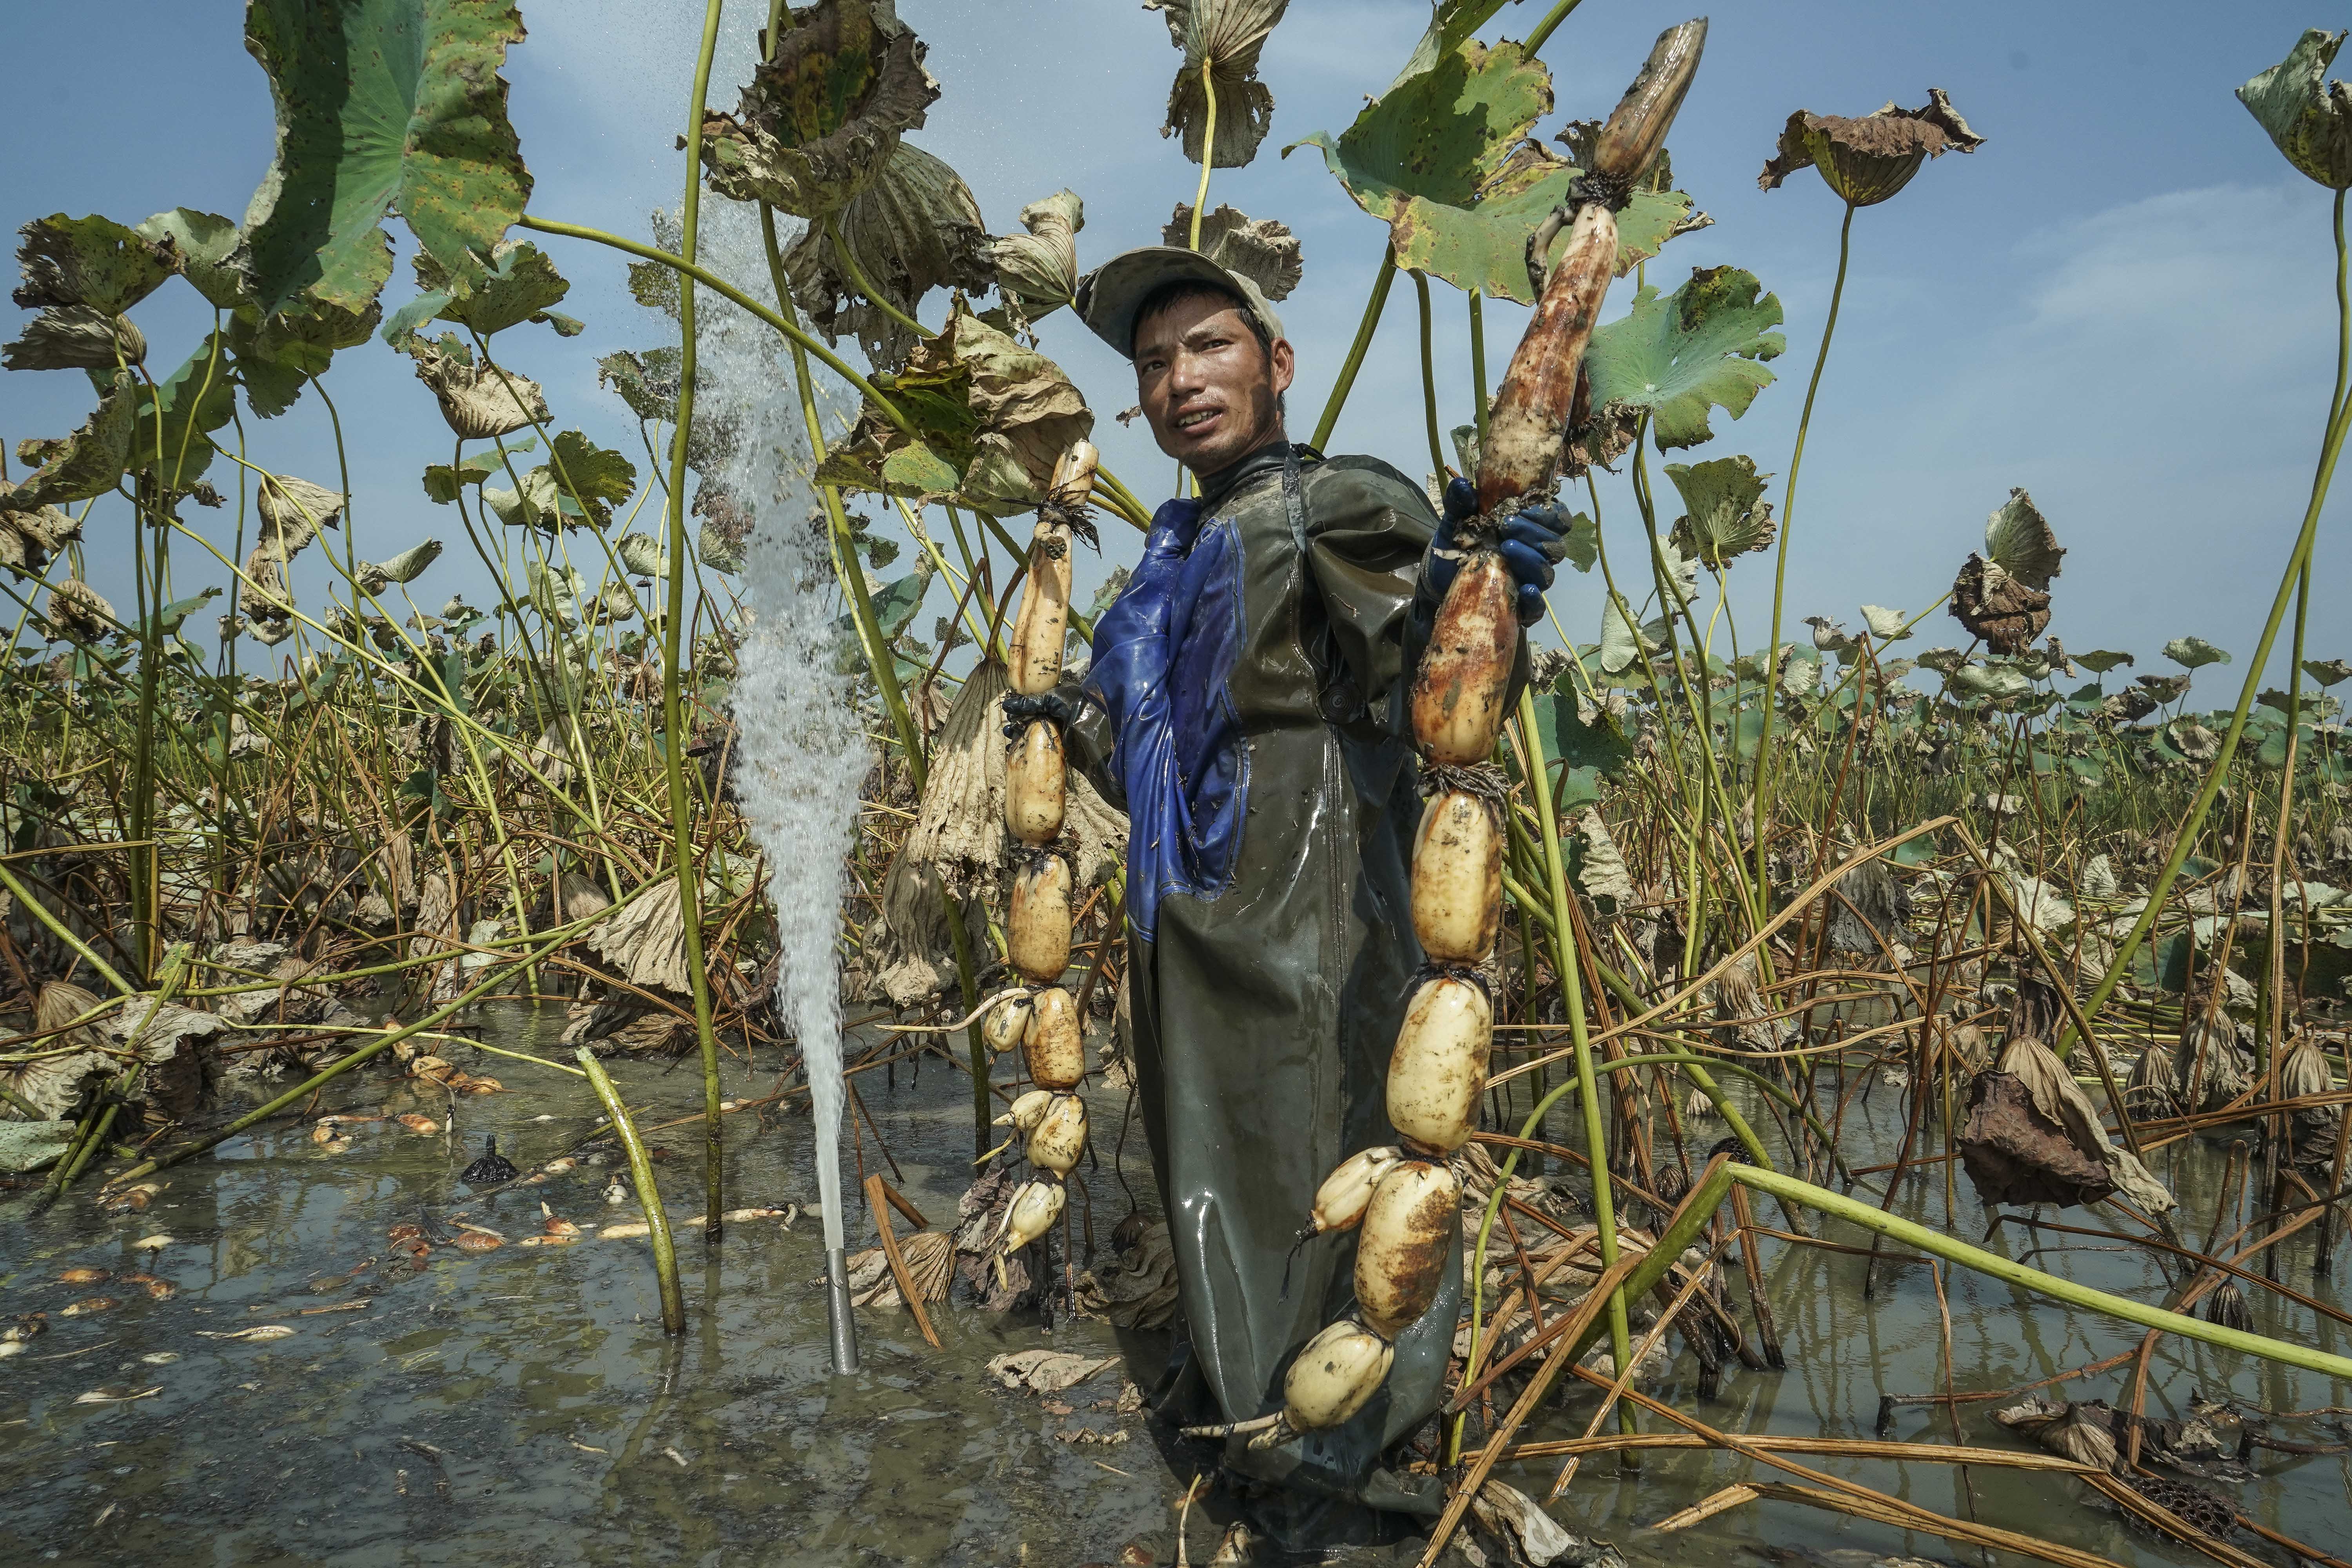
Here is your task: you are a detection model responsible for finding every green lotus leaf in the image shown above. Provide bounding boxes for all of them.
[698,0,938,220]
[2072,648,2134,674]
[2239,29,2352,189]
[1598,595,1664,676]
[1562,510,1597,573]
[2303,657,2352,687]
[1,372,138,512]
[780,141,992,368]
[698,518,746,574]
[1148,0,1290,169]
[2,306,145,373]
[546,430,637,528]
[1287,41,1699,302]
[2161,635,2230,670]
[831,560,935,674]
[1662,454,1774,569]
[12,214,181,315]
[1386,0,1515,94]
[386,239,572,348]
[242,0,531,314]
[597,348,680,424]
[135,208,246,310]
[362,538,443,589]
[1947,661,2031,701]
[421,437,534,503]
[1911,645,1967,675]
[127,337,240,488]
[879,440,961,497]
[1978,489,2063,590]
[139,586,221,642]
[1579,267,1784,451]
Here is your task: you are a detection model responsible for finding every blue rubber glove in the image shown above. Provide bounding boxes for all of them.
[1423,476,1571,626]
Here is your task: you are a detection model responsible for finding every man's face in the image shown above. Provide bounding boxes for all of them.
[1132,293,1296,477]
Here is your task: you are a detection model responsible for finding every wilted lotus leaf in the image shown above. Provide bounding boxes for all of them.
[1162,203,1301,299]
[585,878,692,994]
[2136,672,2192,705]
[1859,604,1908,641]
[2239,29,2352,189]
[1945,661,2031,702]
[617,533,668,579]
[1287,41,1699,302]
[781,142,993,369]
[694,479,751,572]
[45,579,115,644]
[1950,489,2062,654]
[135,208,246,310]
[1983,488,2064,587]
[406,334,548,440]
[2167,719,2222,762]
[700,0,938,219]
[2305,657,2352,686]
[242,0,530,313]
[13,214,181,315]
[2101,686,2157,723]
[598,347,682,424]
[2073,648,2135,675]
[385,240,577,347]
[1577,267,1784,452]
[1912,645,1966,675]
[2,372,138,513]
[2,306,145,372]
[257,474,345,555]
[357,539,443,595]
[1758,89,1985,206]
[1662,454,1773,568]
[1596,595,1663,676]
[2162,635,2230,670]
[990,190,1084,326]
[1806,615,1857,654]
[1146,0,1291,168]
[0,482,82,579]
[817,300,1093,513]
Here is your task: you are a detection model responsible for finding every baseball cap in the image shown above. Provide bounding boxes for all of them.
[1074,246,1287,360]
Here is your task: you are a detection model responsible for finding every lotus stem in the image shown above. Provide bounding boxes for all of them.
[823,213,925,338]
[1468,290,1489,444]
[578,1047,688,1335]
[1311,249,1398,450]
[1522,0,1589,56]
[1188,58,1216,250]
[1414,269,1445,477]
[0,860,132,996]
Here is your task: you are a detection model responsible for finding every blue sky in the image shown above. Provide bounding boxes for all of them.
[4,0,2347,693]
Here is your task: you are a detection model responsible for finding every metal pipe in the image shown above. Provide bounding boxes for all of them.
[825,1246,860,1373]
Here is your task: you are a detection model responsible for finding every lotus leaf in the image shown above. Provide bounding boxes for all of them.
[421,437,534,503]
[359,539,443,592]
[2305,657,2352,687]
[1597,595,1655,676]
[407,334,548,440]
[1162,203,1300,300]
[256,475,345,556]
[545,431,637,528]
[617,534,668,580]
[125,338,240,488]
[2073,648,2134,675]
[2135,672,2192,705]
[1385,0,1514,94]
[991,191,1083,326]
[1287,42,1697,303]
[0,483,82,579]
[598,348,682,424]
[1860,604,1908,641]
[1,372,138,513]
[2167,719,2222,762]
[1146,0,1290,169]
[2,307,144,373]
[386,240,573,346]
[13,214,181,316]
[1982,489,2064,588]
[1758,89,1984,206]
[135,209,245,310]
[1662,454,1774,568]
[1947,661,2032,701]
[2162,635,2230,670]
[699,0,938,220]
[2239,29,2352,189]
[46,579,116,643]
[781,142,992,369]
[1806,615,1857,655]
[1912,645,1966,675]
[1577,267,1784,451]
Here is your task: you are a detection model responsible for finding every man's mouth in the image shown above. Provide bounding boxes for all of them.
[1172,406,1222,435]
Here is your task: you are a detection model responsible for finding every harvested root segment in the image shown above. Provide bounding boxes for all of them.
[1022,985,1085,1091]
[1007,853,1074,983]
[1025,1092,1089,1176]
[1480,203,1620,515]
[1005,720,1068,845]
[1353,1159,1460,1338]
[1282,1318,1395,1432]
[1305,1145,1406,1238]
[1008,526,1073,695]
[982,991,1033,1056]
[1385,976,1493,1152]
[1410,554,1518,765]
[996,1088,1055,1133]
[1411,790,1503,963]
[997,1177,1066,1256]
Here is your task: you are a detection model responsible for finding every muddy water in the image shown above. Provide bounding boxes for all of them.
[2,1010,2345,1566]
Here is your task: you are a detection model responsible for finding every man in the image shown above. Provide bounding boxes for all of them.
[1054,248,1567,1512]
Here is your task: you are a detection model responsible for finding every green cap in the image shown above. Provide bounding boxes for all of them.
[1074,246,1287,360]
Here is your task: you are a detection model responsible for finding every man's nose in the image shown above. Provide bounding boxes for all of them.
[1165,347,1207,397]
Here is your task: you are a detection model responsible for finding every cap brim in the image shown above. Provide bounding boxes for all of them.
[1074,246,1283,359]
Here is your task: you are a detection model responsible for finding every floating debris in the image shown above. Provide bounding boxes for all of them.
[72,1386,161,1405]
[58,1267,111,1286]
[119,1274,176,1301]
[60,1296,120,1316]
[195,1325,294,1342]
[394,1113,441,1136]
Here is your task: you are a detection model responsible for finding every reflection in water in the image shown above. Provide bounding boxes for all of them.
[0,1003,2341,1565]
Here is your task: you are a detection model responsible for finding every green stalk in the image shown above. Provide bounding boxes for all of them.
[1468,290,1489,445]
[1188,59,1217,249]
[661,0,729,1245]
[1414,269,1446,477]
[2062,189,2351,1056]
[1523,0,1588,56]
[823,213,924,338]
[1751,200,1857,896]
[1310,249,1398,450]
[579,1047,688,1334]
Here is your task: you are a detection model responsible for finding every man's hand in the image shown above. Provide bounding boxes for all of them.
[1425,477,1572,626]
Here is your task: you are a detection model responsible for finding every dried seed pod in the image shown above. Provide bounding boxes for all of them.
[1025,1093,1089,1176]
[1385,976,1492,1152]
[998,1178,1066,1254]
[1410,554,1518,764]
[1352,1159,1460,1338]
[1022,986,1085,1090]
[1305,1145,1406,1237]
[1411,790,1503,963]
[1007,853,1073,983]
[1005,719,1067,845]
[982,991,1033,1055]
[1281,1318,1395,1432]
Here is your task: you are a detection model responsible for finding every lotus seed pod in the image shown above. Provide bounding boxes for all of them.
[1385,976,1492,1151]
[1307,1145,1406,1236]
[1005,719,1067,845]
[1352,1160,1460,1339]
[1023,986,1085,1090]
[1410,553,1517,764]
[1282,1319,1395,1431]
[1411,790,1503,964]
[1025,1093,1089,1176]
[1007,853,1073,983]
[982,993,1033,1056]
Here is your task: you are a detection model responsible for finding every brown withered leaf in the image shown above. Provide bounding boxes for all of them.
[1145,0,1290,169]
[1161,202,1301,301]
[1759,88,1985,206]
[780,142,992,370]
[1949,553,2048,654]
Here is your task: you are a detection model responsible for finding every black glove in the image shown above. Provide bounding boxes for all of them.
[1002,688,1081,740]
[1422,476,1572,626]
